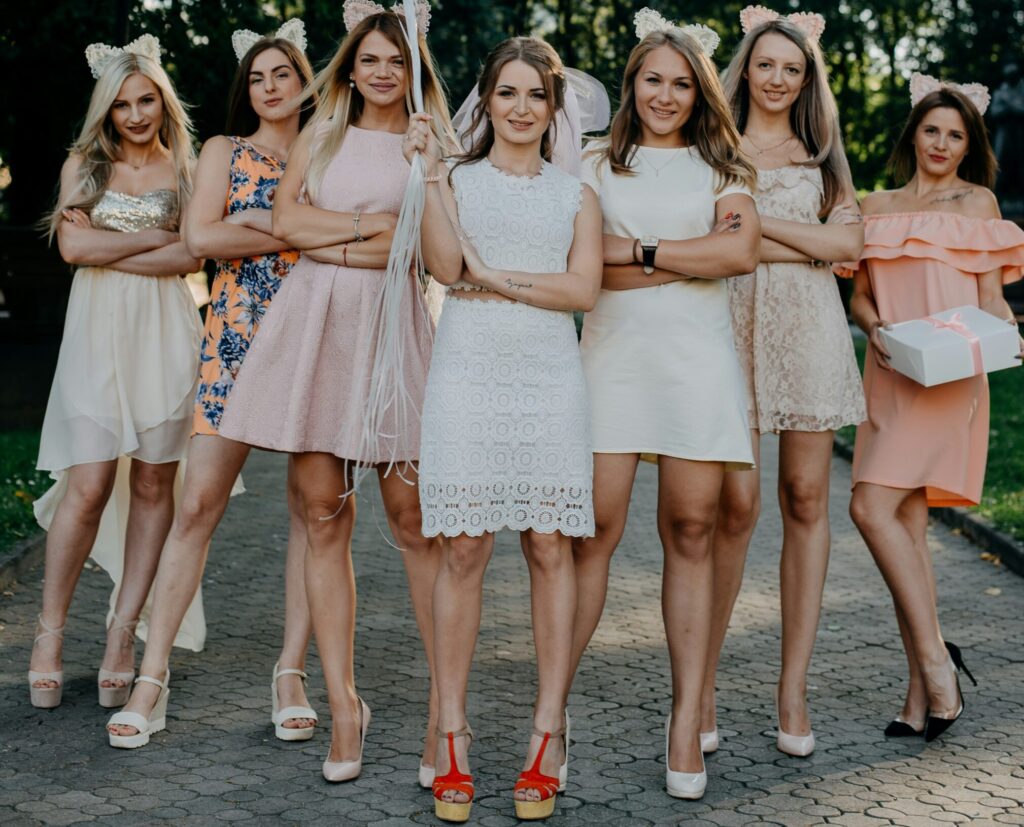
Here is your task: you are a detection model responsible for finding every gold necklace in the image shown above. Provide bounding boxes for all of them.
[745,133,797,157]
[638,146,683,177]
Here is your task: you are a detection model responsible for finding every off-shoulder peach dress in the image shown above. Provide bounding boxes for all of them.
[842,212,1024,506]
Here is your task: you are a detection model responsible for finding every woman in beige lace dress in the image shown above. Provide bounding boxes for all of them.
[701,7,866,758]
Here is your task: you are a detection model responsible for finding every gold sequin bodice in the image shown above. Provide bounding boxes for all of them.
[91,188,178,233]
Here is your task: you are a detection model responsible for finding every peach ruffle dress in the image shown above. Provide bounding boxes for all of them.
[840,212,1024,506]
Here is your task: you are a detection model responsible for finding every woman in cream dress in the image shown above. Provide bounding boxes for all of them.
[29,38,203,709]
[571,11,760,801]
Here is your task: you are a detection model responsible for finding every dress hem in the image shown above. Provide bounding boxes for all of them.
[849,473,978,508]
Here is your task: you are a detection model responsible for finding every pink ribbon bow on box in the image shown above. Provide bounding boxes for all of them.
[924,312,983,374]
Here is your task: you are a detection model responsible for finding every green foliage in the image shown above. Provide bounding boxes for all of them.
[2,0,1023,224]
[0,431,50,550]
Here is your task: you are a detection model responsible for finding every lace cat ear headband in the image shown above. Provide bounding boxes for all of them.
[85,34,161,79]
[343,0,430,34]
[909,72,991,115]
[232,18,307,63]
[739,5,826,42]
[633,8,720,57]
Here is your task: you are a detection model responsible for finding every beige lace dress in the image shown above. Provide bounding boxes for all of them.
[728,165,866,433]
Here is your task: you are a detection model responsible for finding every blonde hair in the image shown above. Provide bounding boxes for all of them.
[721,20,853,217]
[45,52,195,239]
[298,11,453,201]
[598,29,756,192]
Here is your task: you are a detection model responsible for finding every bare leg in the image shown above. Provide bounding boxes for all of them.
[293,452,363,763]
[702,432,761,732]
[567,453,639,682]
[99,459,180,687]
[776,430,834,736]
[433,533,495,805]
[515,530,576,803]
[378,464,443,770]
[109,435,249,734]
[31,461,118,686]
[849,483,958,717]
[659,457,724,774]
[273,456,315,730]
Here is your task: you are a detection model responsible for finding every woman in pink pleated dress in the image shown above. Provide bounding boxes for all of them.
[846,75,1023,743]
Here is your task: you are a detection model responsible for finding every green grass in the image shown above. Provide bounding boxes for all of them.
[0,430,50,551]
[840,331,1024,541]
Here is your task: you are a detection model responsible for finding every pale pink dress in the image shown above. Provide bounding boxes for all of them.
[840,212,1024,506]
[218,126,432,460]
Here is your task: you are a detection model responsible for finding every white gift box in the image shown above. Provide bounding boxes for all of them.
[878,305,1021,387]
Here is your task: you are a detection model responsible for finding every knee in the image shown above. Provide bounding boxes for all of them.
[848,489,875,533]
[66,478,112,521]
[442,537,489,581]
[386,500,425,547]
[781,477,827,526]
[130,465,174,506]
[661,512,717,560]
[303,496,354,547]
[173,486,218,536]
[522,532,570,573]
[718,491,760,537]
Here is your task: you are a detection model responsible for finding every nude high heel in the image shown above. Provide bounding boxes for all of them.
[28,615,65,709]
[775,686,815,757]
[271,662,318,741]
[322,697,370,782]
[98,613,138,708]
[664,714,707,800]
[106,671,171,749]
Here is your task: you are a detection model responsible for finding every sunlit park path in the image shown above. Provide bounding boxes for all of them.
[2,438,1023,826]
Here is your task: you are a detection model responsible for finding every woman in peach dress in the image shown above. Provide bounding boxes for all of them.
[846,75,1023,743]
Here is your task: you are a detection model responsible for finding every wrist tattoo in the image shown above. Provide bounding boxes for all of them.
[505,277,532,291]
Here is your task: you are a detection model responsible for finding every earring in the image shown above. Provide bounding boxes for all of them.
[349,76,355,88]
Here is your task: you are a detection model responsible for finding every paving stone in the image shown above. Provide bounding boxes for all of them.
[2,440,1022,824]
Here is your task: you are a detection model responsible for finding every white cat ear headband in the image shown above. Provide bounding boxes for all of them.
[739,5,826,42]
[633,8,720,57]
[343,0,431,34]
[85,34,161,79]
[232,18,307,63]
[909,72,991,116]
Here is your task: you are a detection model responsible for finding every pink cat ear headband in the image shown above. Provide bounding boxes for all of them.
[343,0,430,34]
[909,72,991,115]
[739,5,826,42]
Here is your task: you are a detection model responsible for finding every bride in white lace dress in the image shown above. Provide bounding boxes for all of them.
[403,37,602,823]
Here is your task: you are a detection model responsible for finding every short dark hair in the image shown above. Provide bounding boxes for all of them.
[225,38,315,136]
[888,89,997,188]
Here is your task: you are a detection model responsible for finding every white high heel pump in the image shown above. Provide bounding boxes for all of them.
[664,715,707,800]
[106,670,171,749]
[323,697,371,782]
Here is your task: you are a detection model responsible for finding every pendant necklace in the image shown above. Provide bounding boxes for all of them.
[745,133,797,157]
[639,146,683,177]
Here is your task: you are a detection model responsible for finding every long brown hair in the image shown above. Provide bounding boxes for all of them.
[599,29,755,192]
[888,89,997,188]
[296,11,453,201]
[226,39,315,136]
[450,36,566,176]
[721,20,853,217]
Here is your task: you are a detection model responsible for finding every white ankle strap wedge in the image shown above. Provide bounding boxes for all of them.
[271,662,318,741]
[106,671,170,749]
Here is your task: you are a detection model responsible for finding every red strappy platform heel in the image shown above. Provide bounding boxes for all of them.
[433,726,474,823]
[513,727,564,821]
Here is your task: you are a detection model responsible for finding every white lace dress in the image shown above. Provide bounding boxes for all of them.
[727,165,866,433]
[418,159,594,538]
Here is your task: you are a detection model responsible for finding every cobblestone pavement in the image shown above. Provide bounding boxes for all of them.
[2,439,1023,826]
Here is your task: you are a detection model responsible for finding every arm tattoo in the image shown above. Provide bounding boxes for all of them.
[505,277,533,291]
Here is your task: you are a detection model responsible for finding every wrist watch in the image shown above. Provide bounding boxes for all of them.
[640,235,659,275]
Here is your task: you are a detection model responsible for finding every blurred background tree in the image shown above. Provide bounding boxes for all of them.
[1,0,1022,225]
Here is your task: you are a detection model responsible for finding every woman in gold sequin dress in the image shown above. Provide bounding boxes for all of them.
[28,38,204,711]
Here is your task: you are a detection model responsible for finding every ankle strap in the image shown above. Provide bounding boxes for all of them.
[531,725,564,739]
[135,673,168,689]
[35,614,66,643]
[274,666,308,681]
[108,613,139,640]
[435,725,474,742]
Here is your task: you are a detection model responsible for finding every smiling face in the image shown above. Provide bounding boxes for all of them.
[745,31,807,117]
[633,45,697,146]
[913,106,969,178]
[351,29,408,111]
[486,59,552,149]
[248,47,304,123]
[109,72,164,145]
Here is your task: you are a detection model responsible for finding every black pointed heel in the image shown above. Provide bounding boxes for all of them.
[884,718,924,737]
[924,642,976,743]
